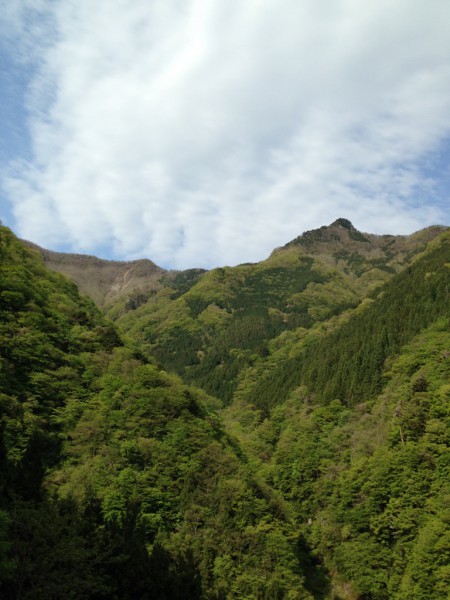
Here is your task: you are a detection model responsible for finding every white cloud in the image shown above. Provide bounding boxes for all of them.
[2,0,450,268]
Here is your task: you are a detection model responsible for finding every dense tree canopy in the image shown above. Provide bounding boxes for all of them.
[1,223,449,599]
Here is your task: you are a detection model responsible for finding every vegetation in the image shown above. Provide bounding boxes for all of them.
[265,317,450,599]
[0,226,310,599]
[1,221,449,598]
[235,231,450,412]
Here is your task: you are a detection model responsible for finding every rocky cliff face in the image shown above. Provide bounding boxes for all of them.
[282,219,447,272]
[23,242,169,306]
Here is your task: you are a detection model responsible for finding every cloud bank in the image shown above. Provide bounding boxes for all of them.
[2,0,450,268]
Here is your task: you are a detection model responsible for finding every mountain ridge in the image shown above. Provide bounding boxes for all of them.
[104,221,448,403]
[21,219,448,405]
[23,219,448,307]
[2,221,450,598]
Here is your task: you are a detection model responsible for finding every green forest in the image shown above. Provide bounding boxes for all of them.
[0,221,449,598]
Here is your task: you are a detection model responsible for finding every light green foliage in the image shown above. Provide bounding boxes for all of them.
[0,226,310,598]
[114,248,363,403]
[51,346,309,598]
[253,318,450,598]
[2,224,450,599]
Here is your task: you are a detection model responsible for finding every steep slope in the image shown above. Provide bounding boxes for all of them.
[113,220,446,402]
[234,229,450,412]
[23,241,206,307]
[2,221,450,599]
[23,242,168,306]
[0,224,123,594]
[223,231,450,598]
[261,318,450,599]
[0,226,311,600]
[0,226,121,493]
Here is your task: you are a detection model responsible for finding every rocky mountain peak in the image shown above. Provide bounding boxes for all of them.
[329,217,355,230]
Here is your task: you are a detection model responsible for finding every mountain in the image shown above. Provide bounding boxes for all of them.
[0,225,311,599]
[220,226,450,598]
[234,226,450,411]
[23,241,206,307]
[26,219,446,308]
[226,228,450,599]
[106,220,446,402]
[2,220,450,599]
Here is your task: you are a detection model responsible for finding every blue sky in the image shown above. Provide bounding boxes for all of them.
[1,0,449,269]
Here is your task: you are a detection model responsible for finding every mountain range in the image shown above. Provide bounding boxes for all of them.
[25,218,445,307]
[1,218,449,599]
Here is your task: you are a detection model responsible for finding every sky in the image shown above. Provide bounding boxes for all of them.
[0,0,449,269]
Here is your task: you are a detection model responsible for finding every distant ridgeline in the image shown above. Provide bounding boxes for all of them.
[1,219,449,599]
[106,218,446,403]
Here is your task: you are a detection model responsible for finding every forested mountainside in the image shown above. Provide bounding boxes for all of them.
[2,221,450,599]
[108,219,446,403]
[0,225,312,599]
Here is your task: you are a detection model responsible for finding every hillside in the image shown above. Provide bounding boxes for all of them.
[2,221,450,599]
[223,229,450,598]
[108,220,446,402]
[0,225,312,599]
[26,218,446,311]
[23,241,206,307]
[226,315,450,599]
[234,228,450,411]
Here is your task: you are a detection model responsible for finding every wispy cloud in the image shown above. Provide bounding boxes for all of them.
[2,0,450,268]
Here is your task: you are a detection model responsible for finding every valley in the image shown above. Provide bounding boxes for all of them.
[1,219,449,599]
